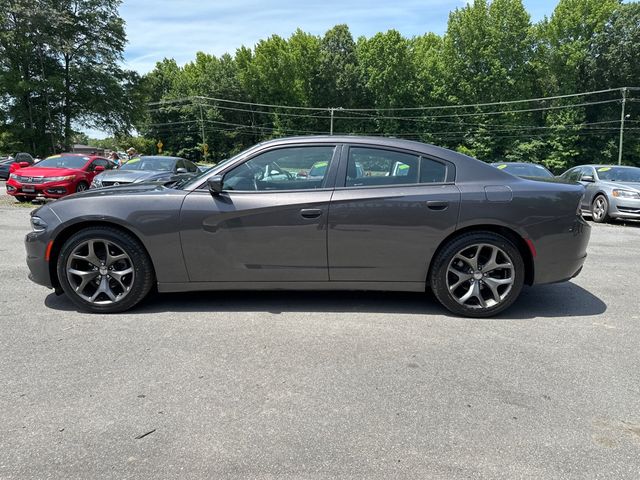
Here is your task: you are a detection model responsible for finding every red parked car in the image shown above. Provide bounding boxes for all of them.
[6,153,116,202]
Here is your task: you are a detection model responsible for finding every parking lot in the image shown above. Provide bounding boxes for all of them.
[1,184,639,479]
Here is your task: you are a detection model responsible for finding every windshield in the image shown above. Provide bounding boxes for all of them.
[36,155,89,169]
[596,166,640,182]
[495,163,553,178]
[120,157,175,171]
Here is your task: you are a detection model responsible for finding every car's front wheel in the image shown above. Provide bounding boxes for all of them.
[430,232,525,318]
[591,194,610,223]
[75,181,89,193]
[57,227,154,313]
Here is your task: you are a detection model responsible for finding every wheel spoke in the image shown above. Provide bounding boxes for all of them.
[106,243,127,266]
[448,272,473,291]
[109,267,133,290]
[484,278,502,303]
[68,268,99,293]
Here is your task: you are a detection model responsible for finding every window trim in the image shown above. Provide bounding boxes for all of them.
[335,144,455,190]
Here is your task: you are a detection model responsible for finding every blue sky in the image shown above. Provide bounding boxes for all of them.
[120,0,560,73]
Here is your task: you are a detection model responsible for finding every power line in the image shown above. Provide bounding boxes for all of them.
[147,87,629,112]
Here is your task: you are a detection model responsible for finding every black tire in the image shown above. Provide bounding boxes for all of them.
[429,231,525,318]
[56,226,154,313]
[15,195,30,203]
[75,181,89,193]
[591,194,610,223]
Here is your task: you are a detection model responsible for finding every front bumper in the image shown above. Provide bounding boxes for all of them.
[7,179,74,199]
[25,229,54,289]
[609,197,640,220]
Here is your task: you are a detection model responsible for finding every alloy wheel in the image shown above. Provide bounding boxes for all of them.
[592,196,606,221]
[446,243,515,310]
[65,239,134,305]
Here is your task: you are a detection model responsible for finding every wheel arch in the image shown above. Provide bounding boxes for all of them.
[427,224,535,287]
[48,220,157,292]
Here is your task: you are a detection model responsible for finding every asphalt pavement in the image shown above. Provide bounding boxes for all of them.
[1,188,639,479]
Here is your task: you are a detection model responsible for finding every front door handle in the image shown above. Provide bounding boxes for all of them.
[300,208,323,219]
[426,201,449,210]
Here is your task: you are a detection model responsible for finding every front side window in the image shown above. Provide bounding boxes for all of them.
[223,146,336,191]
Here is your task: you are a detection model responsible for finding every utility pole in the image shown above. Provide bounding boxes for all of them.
[199,102,208,162]
[329,107,343,135]
[618,87,627,166]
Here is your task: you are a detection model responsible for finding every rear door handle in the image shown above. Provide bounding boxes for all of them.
[426,201,449,210]
[300,208,323,219]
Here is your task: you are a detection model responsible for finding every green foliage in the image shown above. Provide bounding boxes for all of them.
[0,0,139,156]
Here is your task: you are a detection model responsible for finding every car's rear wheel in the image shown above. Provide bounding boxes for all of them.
[76,181,89,193]
[57,227,154,313]
[430,232,525,318]
[591,194,610,223]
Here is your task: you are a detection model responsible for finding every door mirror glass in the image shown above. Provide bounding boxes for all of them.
[207,175,224,195]
[176,167,188,174]
[580,175,594,182]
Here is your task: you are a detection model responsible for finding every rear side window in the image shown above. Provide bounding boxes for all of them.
[346,147,446,187]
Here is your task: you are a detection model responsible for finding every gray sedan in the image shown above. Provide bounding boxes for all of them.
[90,155,199,188]
[25,136,590,318]
[559,165,640,222]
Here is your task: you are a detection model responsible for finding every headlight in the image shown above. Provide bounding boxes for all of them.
[46,175,76,183]
[612,189,640,199]
[30,216,48,232]
[9,173,17,180]
[91,178,102,188]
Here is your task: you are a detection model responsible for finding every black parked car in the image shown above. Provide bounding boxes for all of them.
[26,136,590,317]
[0,152,35,180]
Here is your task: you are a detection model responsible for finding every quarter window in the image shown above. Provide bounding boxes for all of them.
[223,146,336,191]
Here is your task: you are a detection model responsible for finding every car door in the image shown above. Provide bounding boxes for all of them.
[328,145,461,282]
[180,144,340,282]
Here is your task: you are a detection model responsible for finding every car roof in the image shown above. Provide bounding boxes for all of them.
[580,164,639,169]
[491,162,546,166]
[138,156,183,160]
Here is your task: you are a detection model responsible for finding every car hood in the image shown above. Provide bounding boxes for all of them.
[95,169,171,183]
[600,181,640,192]
[55,182,177,203]
[12,166,82,177]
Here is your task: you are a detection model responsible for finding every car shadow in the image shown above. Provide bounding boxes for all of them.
[45,281,606,319]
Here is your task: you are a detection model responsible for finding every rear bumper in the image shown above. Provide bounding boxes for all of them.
[532,216,591,285]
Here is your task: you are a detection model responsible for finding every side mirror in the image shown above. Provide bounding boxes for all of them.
[580,175,595,183]
[19,162,30,168]
[176,168,188,174]
[207,175,224,195]
[94,166,105,173]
